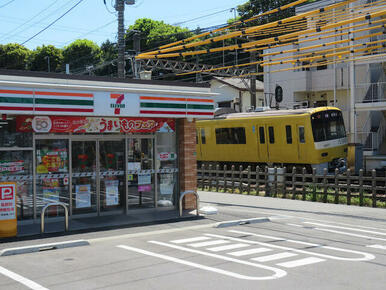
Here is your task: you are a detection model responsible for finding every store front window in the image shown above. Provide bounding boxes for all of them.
[156,131,178,207]
[35,139,69,217]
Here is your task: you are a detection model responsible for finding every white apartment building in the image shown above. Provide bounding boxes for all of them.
[264,0,386,171]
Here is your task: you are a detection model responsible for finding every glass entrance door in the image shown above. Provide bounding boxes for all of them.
[127,138,155,208]
[71,141,97,215]
[99,140,125,213]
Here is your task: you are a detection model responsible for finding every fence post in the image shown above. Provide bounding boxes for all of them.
[215,164,220,192]
[255,166,260,196]
[346,169,351,205]
[208,164,213,191]
[372,169,376,207]
[247,166,251,195]
[201,164,205,190]
[311,168,316,202]
[223,165,228,193]
[273,167,278,197]
[291,167,296,199]
[334,168,339,204]
[265,166,269,197]
[239,165,243,194]
[323,168,328,203]
[359,169,364,207]
[301,167,307,201]
[231,165,235,193]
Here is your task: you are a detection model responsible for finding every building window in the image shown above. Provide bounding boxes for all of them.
[268,126,275,144]
[299,126,305,143]
[0,117,32,148]
[259,127,265,144]
[286,125,292,144]
[201,128,206,144]
[218,101,231,108]
[316,61,327,70]
[215,127,246,144]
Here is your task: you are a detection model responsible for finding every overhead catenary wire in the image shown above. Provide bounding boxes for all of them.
[21,0,86,45]
[0,0,16,9]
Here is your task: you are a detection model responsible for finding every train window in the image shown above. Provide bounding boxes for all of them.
[286,125,292,144]
[311,110,346,142]
[215,127,246,144]
[259,127,265,144]
[201,128,206,144]
[299,126,305,143]
[268,127,275,144]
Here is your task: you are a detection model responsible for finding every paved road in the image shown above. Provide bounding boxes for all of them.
[0,191,385,290]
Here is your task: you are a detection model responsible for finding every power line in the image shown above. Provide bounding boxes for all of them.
[21,0,86,45]
[173,8,230,26]
[0,0,16,9]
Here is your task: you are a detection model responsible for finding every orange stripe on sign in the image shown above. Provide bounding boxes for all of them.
[111,93,123,99]
[140,96,213,103]
[35,91,94,97]
[0,89,34,95]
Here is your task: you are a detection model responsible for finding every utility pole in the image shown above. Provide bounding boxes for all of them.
[250,51,257,109]
[116,0,125,78]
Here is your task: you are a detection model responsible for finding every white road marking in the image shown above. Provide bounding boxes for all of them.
[218,231,375,261]
[303,222,386,236]
[207,243,249,252]
[366,244,386,250]
[228,248,272,257]
[171,236,211,244]
[287,223,303,228]
[188,240,229,248]
[277,257,325,268]
[251,252,298,262]
[145,241,287,280]
[315,228,386,242]
[0,266,49,290]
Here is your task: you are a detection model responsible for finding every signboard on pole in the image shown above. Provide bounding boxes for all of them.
[0,182,17,238]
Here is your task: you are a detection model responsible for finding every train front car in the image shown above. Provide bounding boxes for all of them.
[310,108,348,174]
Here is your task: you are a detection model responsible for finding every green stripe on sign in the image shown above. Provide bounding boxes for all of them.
[141,103,186,109]
[187,104,214,110]
[35,98,93,106]
[0,96,33,104]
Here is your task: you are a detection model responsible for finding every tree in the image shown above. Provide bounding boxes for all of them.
[127,18,192,53]
[0,43,30,70]
[29,45,63,72]
[94,40,117,76]
[63,39,102,74]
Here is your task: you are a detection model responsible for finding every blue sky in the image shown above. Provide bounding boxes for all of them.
[0,0,247,50]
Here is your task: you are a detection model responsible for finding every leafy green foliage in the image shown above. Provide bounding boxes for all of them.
[29,45,63,72]
[94,40,117,76]
[63,39,102,73]
[0,43,30,70]
[127,18,193,52]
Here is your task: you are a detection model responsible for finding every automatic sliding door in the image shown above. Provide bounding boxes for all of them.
[127,138,155,208]
[71,141,97,215]
[99,140,125,213]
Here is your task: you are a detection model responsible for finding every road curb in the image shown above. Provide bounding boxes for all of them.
[0,240,90,256]
[214,217,270,228]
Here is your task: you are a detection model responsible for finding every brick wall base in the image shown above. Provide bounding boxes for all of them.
[178,118,197,210]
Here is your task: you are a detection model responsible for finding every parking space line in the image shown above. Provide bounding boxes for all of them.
[366,244,386,250]
[171,236,211,244]
[251,252,298,262]
[303,222,386,236]
[207,243,249,252]
[314,228,386,242]
[188,240,230,248]
[277,257,325,268]
[215,232,375,261]
[0,266,48,290]
[146,241,287,280]
[228,248,272,257]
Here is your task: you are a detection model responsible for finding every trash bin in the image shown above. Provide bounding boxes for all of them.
[267,167,286,195]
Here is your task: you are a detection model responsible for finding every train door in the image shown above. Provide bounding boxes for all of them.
[257,125,269,162]
[297,125,307,163]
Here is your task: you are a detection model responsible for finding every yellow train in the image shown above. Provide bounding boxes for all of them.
[196,107,348,173]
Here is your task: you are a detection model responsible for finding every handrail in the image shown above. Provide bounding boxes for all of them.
[179,190,199,217]
[41,202,69,234]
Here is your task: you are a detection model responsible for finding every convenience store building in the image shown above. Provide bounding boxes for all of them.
[0,71,213,234]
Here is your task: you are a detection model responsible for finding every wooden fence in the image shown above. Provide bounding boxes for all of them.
[197,164,386,208]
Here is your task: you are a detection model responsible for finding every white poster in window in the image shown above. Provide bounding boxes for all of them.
[160,173,174,195]
[105,180,119,206]
[127,162,141,171]
[75,184,91,208]
[138,173,151,185]
[160,184,174,195]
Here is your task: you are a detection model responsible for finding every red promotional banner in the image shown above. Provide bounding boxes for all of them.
[16,116,175,133]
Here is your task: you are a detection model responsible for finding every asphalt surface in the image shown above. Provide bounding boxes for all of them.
[0,191,385,290]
